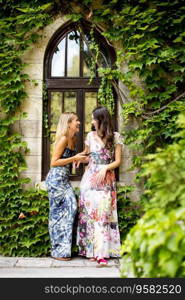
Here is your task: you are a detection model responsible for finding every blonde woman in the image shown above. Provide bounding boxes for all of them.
[46,112,85,261]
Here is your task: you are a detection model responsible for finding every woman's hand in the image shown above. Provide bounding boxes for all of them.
[73,154,87,162]
[95,166,108,184]
[75,156,89,168]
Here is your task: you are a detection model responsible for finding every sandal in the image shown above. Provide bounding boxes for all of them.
[89,257,96,261]
[51,256,71,261]
[96,258,108,267]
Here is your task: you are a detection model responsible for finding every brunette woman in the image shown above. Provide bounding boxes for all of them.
[77,106,123,266]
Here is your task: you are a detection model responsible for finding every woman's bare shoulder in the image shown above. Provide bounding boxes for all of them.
[56,136,68,147]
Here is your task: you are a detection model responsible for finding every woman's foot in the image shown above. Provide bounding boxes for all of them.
[89,257,96,262]
[96,258,108,267]
[51,256,71,261]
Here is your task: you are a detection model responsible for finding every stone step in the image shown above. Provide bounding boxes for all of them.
[0,257,120,278]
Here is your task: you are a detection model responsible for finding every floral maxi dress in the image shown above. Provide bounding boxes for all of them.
[77,131,123,258]
[46,148,77,258]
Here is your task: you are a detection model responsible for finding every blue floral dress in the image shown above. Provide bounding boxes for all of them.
[77,131,123,258]
[45,148,77,258]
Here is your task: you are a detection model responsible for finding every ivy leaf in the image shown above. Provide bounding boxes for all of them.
[173,36,183,43]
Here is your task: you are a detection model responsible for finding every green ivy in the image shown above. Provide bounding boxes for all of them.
[117,185,143,241]
[0,1,52,256]
[0,188,50,256]
[97,76,115,115]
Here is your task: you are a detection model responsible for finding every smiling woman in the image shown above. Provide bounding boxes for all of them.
[45,112,86,260]
[77,106,123,266]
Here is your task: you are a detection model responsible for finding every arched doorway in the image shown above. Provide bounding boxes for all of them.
[42,21,117,180]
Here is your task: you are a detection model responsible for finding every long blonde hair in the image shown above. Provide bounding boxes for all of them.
[54,112,76,146]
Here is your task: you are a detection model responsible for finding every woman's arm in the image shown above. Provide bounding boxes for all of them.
[95,144,122,184]
[106,144,122,170]
[75,145,90,167]
[50,136,85,167]
[78,145,90,156]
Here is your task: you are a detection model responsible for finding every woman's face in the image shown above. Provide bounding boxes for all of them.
[91,114,98,131]
[69,115,80,133]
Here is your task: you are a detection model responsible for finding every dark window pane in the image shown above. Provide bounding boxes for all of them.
[51,38,65,77]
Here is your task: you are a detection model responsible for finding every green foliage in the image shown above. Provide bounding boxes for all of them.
[98,76,114,115]
[0,189,50,256]
[0,1,52,256]
[120,207,185,278]
[120,112,185,277]
[117,185,143,241]
[96,0,185,154]
[141,112,185,211]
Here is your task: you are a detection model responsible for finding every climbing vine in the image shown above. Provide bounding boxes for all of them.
[0,0,185,260]
[0,1,52,256]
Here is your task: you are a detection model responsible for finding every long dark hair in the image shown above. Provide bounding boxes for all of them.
[92,106,114,149]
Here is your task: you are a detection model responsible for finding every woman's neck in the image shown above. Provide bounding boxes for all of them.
[96,130,103,139]
[68,130,75,139]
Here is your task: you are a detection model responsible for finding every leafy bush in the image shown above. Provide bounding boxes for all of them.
[117,185,143,241]
[141,113,185,211]
[120,207,185,278]
[120,113,185,278]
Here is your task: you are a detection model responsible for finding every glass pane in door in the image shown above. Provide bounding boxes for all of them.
[50,92,62,131]
[85,92,97,134]
[63,91,77,113]
[50,91,77,164]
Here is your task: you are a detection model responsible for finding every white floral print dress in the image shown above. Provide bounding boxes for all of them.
[77,131,123,258]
